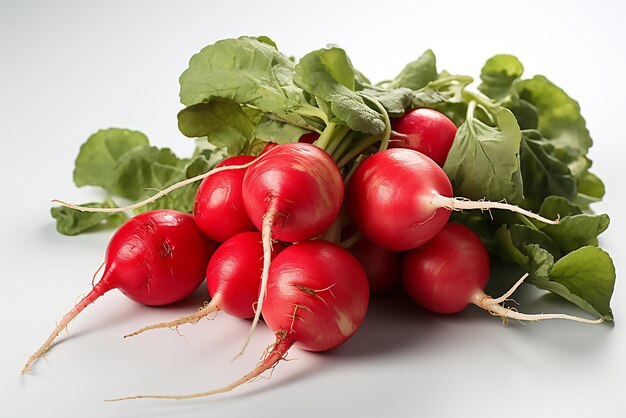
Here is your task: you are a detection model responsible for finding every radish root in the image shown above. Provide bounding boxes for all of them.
[105,334,294,402]
[233,210,277,361]
[435,195,560,225]
[123,297,222,338]
[52,161,255,214]
[21,280,111,374]
[475,273,603,324]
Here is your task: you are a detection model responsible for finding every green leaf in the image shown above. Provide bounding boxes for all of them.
[535,195,582,218]
[575,170,606,209]
[443,105,524,203]
[133,154,214,214]
[387,49,438,91]
[478,54,524,102]
[294,47,385,135]
[525,245,615,320]
[51,198,127,236]
[73,128,149,190]
[519,130,577,210]
[536,196,610,254]
[177,98,257,155]
[542,214,610,254]
[412,74,473,126]
[111,145,187,200]
[254,116,310,144]
[516,75,592,170]
[362,87,414,118]
[179,36,326,130]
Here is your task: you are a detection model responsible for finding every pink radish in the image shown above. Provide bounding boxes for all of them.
[108,240,369,401]
[193,155,257,243]
[402,222,601,323]
[347,148,557,252]
[124,231,284,337]
[238,142,344,356]
[390,108,457,166]
[350,236,402,295]
[21,210,216,374]
[299,132,320,143]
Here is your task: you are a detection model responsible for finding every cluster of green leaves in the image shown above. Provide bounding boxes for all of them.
[176,37,398,163]
[52,128,224,235]
[54,36,614,320]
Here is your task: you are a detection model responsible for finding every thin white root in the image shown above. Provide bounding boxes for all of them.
[105,336,293,402]
[474,273,603,324]
[123,298,221,338]
[491,273,529,304]
[436,195,560,225]
[21,280,110,374]
[233,211,275,361]
[52,162,255,214]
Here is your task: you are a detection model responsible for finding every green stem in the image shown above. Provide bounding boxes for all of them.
[357,93,392,152]
[315,122,337,150]
[466,100,477,137]
[325,125,351,156]
[343,154,367,185]
[299,106,330,126]
[331,131,356,162]
[337,135,380,169]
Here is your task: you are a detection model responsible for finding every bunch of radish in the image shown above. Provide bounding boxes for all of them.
[25,38,613,402]
[24,108,597,401]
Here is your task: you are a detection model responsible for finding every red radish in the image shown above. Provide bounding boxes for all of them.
[238,142,344,356]
[260,142,278,155]
[350,236,402,295]
[193,155,256,243]
[402,222,601,323]
[125,231,284,337]
[390,108,457,166]
[347,148,558,252]
[21,210,216,374]
[108,240,369,401]
[299,132,320,143]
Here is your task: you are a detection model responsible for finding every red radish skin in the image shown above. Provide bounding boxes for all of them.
[125,231,284,337]
[350,237,402,295]
[260,141,278,155]
[347,148,558,252]
[108,240,369,401]
[243,143,344,243]
[402,222,602,323]
[193,155,256,243]
[238,142,344,357]
[21,210,216,374]
[390,108,457,166]
[299,132,320,144]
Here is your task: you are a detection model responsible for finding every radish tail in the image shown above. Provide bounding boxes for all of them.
[105,335,294,401]
[52,162,255,214]
[433,195,560,225]
[123,296,222,338]
[234,211,275,360]
[21,278,112,374]
[473,273,603,324]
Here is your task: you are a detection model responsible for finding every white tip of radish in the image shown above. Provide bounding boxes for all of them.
[476,273,603,324]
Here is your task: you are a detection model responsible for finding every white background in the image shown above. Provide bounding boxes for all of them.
[1,1,625,417]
